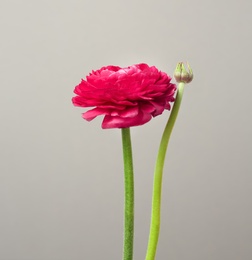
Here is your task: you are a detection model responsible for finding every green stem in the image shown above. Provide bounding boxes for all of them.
[121,128,134,260]
[145,82,185,260]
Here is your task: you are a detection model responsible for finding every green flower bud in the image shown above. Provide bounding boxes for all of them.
[174,62,193,83]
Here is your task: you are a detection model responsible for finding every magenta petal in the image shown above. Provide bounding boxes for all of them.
[82,107,110,121]
[149,101,165,116]
[117,106,139,118]
[165,103,171,110]
[140,103,156,113]
[102,112,152,129]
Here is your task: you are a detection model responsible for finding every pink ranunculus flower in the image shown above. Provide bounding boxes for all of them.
[72,63,177,129]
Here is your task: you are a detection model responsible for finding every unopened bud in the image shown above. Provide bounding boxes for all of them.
[174,62,193,83]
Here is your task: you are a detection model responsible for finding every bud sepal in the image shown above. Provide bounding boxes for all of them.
[174,62,193,83]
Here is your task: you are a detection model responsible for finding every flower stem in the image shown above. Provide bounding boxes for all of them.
[121,128,134,260]
[145,82,185,260]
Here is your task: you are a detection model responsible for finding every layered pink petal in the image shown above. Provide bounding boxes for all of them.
[111,106,139,118]
[140,103,156,114]
[149,100,166,116]
[82,107,110,121]
[102,112,152,129]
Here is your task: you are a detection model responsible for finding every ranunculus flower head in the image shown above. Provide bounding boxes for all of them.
[72,63,176,129]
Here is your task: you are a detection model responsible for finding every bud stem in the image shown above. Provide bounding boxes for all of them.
[145,82,185,260]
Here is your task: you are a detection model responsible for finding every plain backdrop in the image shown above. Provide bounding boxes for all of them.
[0,0,252,259]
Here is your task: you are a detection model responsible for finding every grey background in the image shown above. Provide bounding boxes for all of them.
[0,0,251,259]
